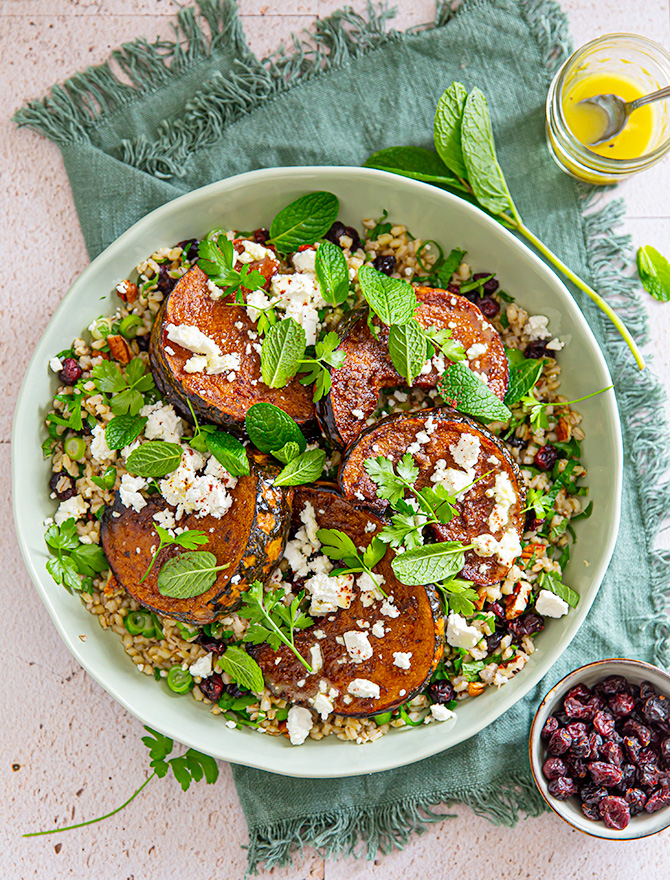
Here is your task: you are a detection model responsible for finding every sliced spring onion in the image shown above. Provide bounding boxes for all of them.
[124,611,155,637]
[119,315,143,339]
[373,711,393,726]
[167,666,193,694]
[63,436,86,460]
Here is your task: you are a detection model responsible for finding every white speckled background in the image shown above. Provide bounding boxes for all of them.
[2,1,670,877]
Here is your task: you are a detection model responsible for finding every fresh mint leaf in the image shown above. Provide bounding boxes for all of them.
[538,570,579,608]
[273,448,326,486]
[461,88,518,219]
[315,240,349,305]
[363,145,465,190]
[105,414,147,450]
[391,541,467,586]
[269,192,339,253]
[388,320,428,385]
[261,317,306,388]
[438,361,512,422]
[126,441,183,478]
[434,82,468,179]
[271,441,301,465]
[91,466,117,492]
[142,527,210,583]
[157,551,229,599]
[245,402,307,454]
[205,430,249,477]
[358,265,417,326]
[637,245,670,302]
[437,248,466,287]
[218,645,264,693]
[504,357,544,406]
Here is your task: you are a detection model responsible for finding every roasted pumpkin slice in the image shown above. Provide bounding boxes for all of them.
[316,285,508,447]
[150,265,316,432]
[339,408,525,586]
[101,458,292,625]
[248,486,444,718]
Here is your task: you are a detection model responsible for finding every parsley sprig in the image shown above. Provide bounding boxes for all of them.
[141,525,210,582]
[298,331,347,401]
[23,727,218,838]
[316,528,388,596]
[519,384,613,431]
[45,518,108,593]
[91,358,155,416]
[239,580,314,672]
[198,234,267,300]
[436,577,480,616]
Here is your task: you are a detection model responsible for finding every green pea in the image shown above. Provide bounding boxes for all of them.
[167,666,193,694]
[373,712,393,726]
[119,315,143,339]
[63,436,86,461]
[124,611,155,637]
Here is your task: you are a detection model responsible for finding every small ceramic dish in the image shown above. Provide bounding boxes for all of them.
[529,658,670,839]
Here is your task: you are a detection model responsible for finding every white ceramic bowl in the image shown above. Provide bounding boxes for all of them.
[529,659,670,839]
[12,167,623,777]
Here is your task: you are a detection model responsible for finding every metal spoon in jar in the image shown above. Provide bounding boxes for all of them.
[580,85,670,145]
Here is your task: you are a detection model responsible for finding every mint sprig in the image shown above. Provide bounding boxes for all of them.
[126,441,183,478]
[438,361,512,422]
[391,541,470,586]
[298,331,347,401]
[140,525,210,582]
[315,240,349,305]
[358,265,417,326]
[105,413,147,450]
[273,448,326,486]
[198,235,266,299]
[637,245,670,303]
[244,402,307,454]
[260,317,306,388]
[316,527,387,596]
[268,192,340,253]
[218,645,264,694]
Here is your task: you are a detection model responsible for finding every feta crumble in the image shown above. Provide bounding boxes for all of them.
[166,323,241,376]
[450,432,481,470]
[344,631,373,663]
[393,651,412,669]
[54,494,88,525]
[140,401,184,444]
[446,612,481,649]
[287,706,313,745]
[430,704,457,726]
[189,652,214,679]
[90,423,115,463]
[347,679,381,699]
[119,474,147,514]
[535,589,569,618]
[49,356,63,373]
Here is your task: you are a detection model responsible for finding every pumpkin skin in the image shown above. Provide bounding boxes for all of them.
[316,286,508,448]
[149,265,316,434]
[248,485,444,718]
[100,455,293,625]
[338,407,525,586]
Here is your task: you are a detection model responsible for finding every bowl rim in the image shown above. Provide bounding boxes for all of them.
[528,657,670,840]
[12,165,624,777]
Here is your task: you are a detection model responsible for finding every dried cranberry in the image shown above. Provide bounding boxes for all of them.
[580,783,608,804]
[472,272,499,294]
[542,757,567,780]
[373,254,396,275]
[505,434,528,449]
[599,675,629,696]
[566,683,592,703]
[488,601,506,619]
[589,761,623,787]
[639,763,664,789]
[564,696,592,720]
[625,788,648,815]
[566,721,589,739]
[600,796,630,830]
[524,341,549,359]
[58,357,83,386]
[624,736,641,764]
[541,716,560,740]
[428,680,455,704]
[588,732,603,760]
[645,786,670,813]
[565,756,589,780]
[639,681,657,701]
[135,333,150,352]
[224,682,248,698]
[524,510,543,532]
[639,746,661,766]
[600,741,624,767]
[49,471,76,501]
[548,729,572,755]
[643,694,670,724]
[617,763,638,791]
[534,444,559,471]
[547,777,577,800]
[194,632,227,655]
[593,711,616,738]
[508,612,544,640]
[609,692,636,718]
[198,672,224,702]
[661,737,670,765]
[156,264,178,295]
[581,801,601,821]
[176,238,200,261]
[477,296,500,318]
[486,631,505,654]
[623,719,652,746]
[252,228,270,245]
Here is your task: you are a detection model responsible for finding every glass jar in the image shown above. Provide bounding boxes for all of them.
[546,34,670,184]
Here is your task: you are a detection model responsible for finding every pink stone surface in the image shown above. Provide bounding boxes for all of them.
[2,2,670,877]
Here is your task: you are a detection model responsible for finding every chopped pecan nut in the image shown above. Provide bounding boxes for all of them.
[506,581,532,619]
[555,417,572,442]
[116,279,138,303]
[468,682,486,698]
[107,334,132,364]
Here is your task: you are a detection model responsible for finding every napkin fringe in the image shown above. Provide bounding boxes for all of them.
[577,185,670,668]
[245,772,546,874]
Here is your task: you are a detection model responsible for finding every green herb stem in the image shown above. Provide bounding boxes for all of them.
[23,773,156,837]
[514,222,645,371]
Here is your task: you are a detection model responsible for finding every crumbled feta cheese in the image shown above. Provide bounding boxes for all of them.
[380,598,400,618]
[546,337,564,351]
[352,409,365,420]
[54,494,88,525]
[287,706,313,745]
[283,501,325,577]
[471,533,498,557]
[49,356,63,373]
[466,342,488,361]
[119,474,148,513]
[140,402,184,444]
[246,289,273,323]
[189,652,214,679]
[310,643,323,673]
[472,528,521,566]
[393,651,412,669]
[270,272,327,346]
[364,521,376,533]
[430,459,473,499]
[486,472,517,533]
[450,432,481,470]
[152,508,176,531]
[446,612,481,649]
[159,446,236,519]
[165,323,241,376]
[525,314,551,341]
[343,631,373,663]
[535,589,569,618]
[305,571,355,615]
[347,679,381,699]
[313,692,334,719]
[291,247,317,274]
[371,621,385,638]
[237,240,275,264]
[430,704,457,726]
[90,423,115,463]
[357,571,385,598]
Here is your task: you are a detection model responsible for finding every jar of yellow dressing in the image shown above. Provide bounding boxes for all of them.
[546,34,670,184]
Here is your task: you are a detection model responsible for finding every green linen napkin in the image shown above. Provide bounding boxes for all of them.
[16,0,670,872]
